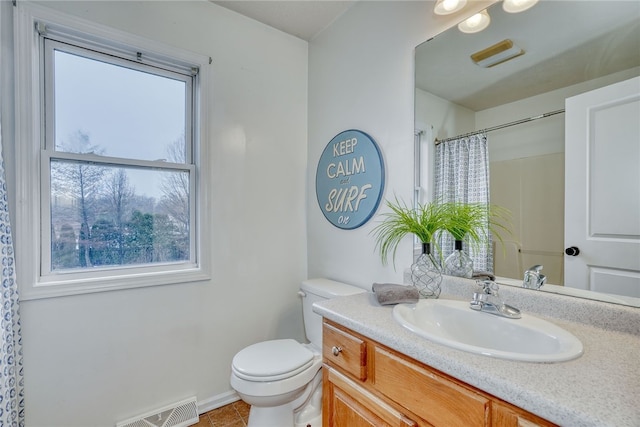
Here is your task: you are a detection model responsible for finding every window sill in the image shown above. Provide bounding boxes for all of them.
[20,267,210,300]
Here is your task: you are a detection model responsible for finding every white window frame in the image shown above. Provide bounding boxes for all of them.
[413,126,434,260]
[14,3,211,300]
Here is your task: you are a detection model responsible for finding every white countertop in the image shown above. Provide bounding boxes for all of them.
[313,278,640,427]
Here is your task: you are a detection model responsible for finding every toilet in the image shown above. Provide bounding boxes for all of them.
[230,278,365,427]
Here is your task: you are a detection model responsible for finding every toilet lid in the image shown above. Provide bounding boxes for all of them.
[232,339,315,381]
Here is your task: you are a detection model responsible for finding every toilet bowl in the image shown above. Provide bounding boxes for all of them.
[229,279,365,427]
[231,340,323,426]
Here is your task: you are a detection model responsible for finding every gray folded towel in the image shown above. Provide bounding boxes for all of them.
[472,271,496,281]
[372,282,419,305]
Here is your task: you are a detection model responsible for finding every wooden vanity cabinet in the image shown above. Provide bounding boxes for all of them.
[322,320,556,427]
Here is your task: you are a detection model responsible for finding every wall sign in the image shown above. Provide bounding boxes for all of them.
[316,129,385,229]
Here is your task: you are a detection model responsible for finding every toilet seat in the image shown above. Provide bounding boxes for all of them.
[232,339,315,382]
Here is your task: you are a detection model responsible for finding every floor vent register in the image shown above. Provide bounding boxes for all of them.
[116,397,199,427]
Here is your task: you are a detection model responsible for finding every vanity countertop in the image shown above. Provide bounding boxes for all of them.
[313,284,640,427]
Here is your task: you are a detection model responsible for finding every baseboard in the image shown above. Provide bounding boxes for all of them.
[197,390,241,414]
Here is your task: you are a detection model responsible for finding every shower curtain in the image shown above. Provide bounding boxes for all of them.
[434,133,492,272]
[0,119,25,426]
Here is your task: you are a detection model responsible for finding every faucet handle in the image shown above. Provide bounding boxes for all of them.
[523,265,545,289]
[538,273,547,287]
[527,265,543,273]
[475,279,499,295]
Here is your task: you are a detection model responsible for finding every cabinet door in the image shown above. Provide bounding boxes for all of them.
[323,366,417,427]
[492,402,556,427]
[374,347,490,426]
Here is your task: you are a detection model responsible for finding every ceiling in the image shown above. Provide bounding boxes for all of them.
[210,1,357,41]
[210,1,640,111]
[416,1,640,111]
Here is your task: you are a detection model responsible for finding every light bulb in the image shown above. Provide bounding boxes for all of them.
[503,0,539,13]
[458,10,491,34]
[434,0,467,16]
[465,13,482,28]
[442,0,460,12]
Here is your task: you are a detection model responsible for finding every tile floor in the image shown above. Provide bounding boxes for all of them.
[192,400,250,427]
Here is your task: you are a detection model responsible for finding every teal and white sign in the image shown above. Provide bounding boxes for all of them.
[316,130,385,229]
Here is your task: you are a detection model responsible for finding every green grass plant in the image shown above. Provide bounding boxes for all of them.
[440,201,512,251]
[371,198,512,267]
[371,197,448,266]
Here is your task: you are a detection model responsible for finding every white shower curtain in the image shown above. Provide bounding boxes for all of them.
[434,133,492,272]
[0,119,25,426]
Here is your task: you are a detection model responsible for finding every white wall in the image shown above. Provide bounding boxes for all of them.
[478,84,567,285]
[415,88,475,142]
[478,66,640,162]
[4,1,308,426]
[307,1,493,287]
[309,0,637,290]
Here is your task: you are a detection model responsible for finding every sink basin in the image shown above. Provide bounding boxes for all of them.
[392,299,583,363]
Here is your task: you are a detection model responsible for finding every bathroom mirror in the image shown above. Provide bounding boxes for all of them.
[415,1,640,306]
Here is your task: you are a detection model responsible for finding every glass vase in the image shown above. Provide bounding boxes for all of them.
[444,240,474,278]
[411,243,442,298]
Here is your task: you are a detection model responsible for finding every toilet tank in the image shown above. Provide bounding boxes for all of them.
[300,278,366,349]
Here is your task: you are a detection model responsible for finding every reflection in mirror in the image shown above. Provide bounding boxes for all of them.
[415,1,640,306]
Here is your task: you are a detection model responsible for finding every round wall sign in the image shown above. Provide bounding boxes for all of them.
[315,129,385,229]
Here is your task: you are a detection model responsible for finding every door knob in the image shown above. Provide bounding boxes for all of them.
[565,246,580,256]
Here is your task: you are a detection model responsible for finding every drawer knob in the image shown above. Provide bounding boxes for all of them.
[332,346,343,356]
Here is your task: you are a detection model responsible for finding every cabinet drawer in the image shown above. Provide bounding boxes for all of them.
[374,346,490,427]
[323,322,367,381]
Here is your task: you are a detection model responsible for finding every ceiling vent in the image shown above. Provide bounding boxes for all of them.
[471,39,524,68]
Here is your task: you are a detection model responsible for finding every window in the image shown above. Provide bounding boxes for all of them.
[15,4,210,299]
[413,127,434,260]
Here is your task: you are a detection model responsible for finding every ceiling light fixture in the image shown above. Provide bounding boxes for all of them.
[470,39,524,68]
[458,10,491,34]
[503,0,539,14]
[434,0,467,16]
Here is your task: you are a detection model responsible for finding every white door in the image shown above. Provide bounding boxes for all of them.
[564,76,640,298]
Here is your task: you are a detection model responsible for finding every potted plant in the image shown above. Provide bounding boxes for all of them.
[371,197,447,298]
[440,202,511,278]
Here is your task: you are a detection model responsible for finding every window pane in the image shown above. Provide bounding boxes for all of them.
[53,49,187,162]
[50,160,190,271]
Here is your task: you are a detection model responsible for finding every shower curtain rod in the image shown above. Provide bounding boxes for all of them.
[434,109,565,146]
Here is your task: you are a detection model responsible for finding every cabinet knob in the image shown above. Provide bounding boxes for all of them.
[332,346,343,356]
[565,246,580,256]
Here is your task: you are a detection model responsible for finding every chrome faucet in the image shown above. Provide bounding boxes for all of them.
[470,280,521,319]
[523,265,546,290]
